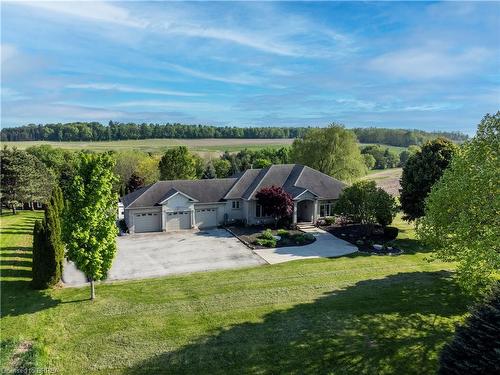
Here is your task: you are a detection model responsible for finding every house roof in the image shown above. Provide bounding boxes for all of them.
[122,164,346,208]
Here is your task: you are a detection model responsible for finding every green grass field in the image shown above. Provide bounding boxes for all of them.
[1,211,466,374]
[1,138,295,154]
[1,139,407,155]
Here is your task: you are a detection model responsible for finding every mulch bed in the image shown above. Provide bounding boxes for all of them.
[227,226,315,249]
[323,223,403,255]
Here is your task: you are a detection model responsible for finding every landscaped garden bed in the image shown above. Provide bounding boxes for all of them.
[323,222,403,255]
[227,226,316,249]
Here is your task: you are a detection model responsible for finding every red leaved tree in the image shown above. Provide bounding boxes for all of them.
[255,186,293,227]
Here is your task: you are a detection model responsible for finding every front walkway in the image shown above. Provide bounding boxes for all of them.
[253,225,358,264]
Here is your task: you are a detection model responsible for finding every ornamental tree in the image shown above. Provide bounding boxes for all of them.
[62,153,118,300]
[334,180,397,228]
[400,137,457,220]
[255,186,293,226]
[417,113,500,295]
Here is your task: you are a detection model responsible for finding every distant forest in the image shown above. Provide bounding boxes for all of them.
[0,121,468,147]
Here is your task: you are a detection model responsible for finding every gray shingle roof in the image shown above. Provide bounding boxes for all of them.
[122,164,346,208]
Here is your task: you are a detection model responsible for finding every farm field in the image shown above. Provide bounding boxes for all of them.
[1,138,295,154]
[361,168,403,196]
[1,211,467,374]
[1,139,407,155]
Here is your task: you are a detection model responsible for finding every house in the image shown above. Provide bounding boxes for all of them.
[121,164,346,233]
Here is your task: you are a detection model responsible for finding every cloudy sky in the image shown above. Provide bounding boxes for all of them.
[1,1,499,133]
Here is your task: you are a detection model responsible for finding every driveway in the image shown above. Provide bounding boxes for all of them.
[62,228,265,286]
[253,226,358,264]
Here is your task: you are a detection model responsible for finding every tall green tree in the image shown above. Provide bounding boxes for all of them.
[290,124,367,182]
[213,159,232,178]
[400,138,457,221]
[62,153,118,300]
[1,147,54,213]
[417,113,499,295]
[158,146,196,180]
[32,186,65,289]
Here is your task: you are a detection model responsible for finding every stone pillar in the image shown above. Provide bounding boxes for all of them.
[313,200,318,223]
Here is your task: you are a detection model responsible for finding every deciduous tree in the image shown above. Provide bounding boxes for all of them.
[400,138,457,221]
[291,124,367,182]
[417,113,500,295]
[62,153,118,300]
[255,186,293,226]
[158,146,196,180]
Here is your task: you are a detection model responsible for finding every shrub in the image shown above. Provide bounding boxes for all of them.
[356,239,364,246]
[294,234,306,245]
[255,238,277,248]
[277,229,289,237]
[383,226,399,240]
[259,229,274,241]
[118,219,129,233]
[438,283,500,375]
[324,217,336,225]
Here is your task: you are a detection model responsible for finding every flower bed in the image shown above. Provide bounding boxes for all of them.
[227,226,316,249]
[324,223,403,255]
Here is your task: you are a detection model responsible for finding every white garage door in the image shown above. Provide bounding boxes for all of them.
[195,208,218,229]
[166,211,191,230]
[134,212,161,233]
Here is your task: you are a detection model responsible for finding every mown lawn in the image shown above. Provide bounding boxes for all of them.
[1,212,467,374]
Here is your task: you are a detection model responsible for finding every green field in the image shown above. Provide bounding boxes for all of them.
[1,139,408,155]
[1,138,295,154]
[1,211,466,374]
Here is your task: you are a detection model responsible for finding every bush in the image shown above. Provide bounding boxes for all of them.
[277,229,289,237]
[383,226,399,240]
[259,229,274,241]
[438,283,500,375]
[118,219,129,233]
[324,217,336,225]
[255,238,277,248]
[293,233,315,245]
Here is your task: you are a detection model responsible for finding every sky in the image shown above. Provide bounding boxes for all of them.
[1,1,499,134]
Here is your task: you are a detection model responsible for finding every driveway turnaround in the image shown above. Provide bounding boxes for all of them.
[62,229,266,286]
[253,226,358,264]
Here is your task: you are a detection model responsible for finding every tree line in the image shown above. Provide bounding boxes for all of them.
[1,121,467,147]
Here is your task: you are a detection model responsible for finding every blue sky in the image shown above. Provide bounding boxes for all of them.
[1,1,499,133]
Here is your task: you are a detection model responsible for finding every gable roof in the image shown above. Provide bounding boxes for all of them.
[122,164,346,208]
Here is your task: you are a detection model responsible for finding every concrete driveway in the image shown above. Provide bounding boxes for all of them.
[253,226,358,264]
[62,229,265,286]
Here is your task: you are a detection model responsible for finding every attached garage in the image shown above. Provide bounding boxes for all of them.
[166,211,191,230]
[134,212,161,233]
[195,208,218,229]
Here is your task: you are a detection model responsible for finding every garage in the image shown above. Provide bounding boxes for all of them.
[166,211,191,230]
[134,212,161,233]
[195,208,218,229]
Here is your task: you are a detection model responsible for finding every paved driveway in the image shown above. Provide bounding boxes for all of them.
[253,226,358,264]
[62,229,265,286]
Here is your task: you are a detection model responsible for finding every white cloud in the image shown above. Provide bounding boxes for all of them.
[65,83,203,97]
[15,1,145,28]
[113,99,228,112]
[369,46,491,79]
[163,63,261,85]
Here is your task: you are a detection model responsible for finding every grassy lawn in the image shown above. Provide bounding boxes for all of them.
[1,211,467,374]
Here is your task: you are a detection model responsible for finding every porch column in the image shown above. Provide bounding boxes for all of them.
[293,202,297,224]
[313,200,318,223]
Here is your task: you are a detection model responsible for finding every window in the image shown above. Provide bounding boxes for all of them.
[232,201,240,209]
[256,204,262,218]
[319,203,334,217]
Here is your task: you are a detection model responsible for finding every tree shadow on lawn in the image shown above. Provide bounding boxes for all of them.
[126,270,468,375]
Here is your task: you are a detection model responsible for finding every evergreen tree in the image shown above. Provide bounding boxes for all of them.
[202,161,217,179]
[438,283,500,375]
[31,186,65,289]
